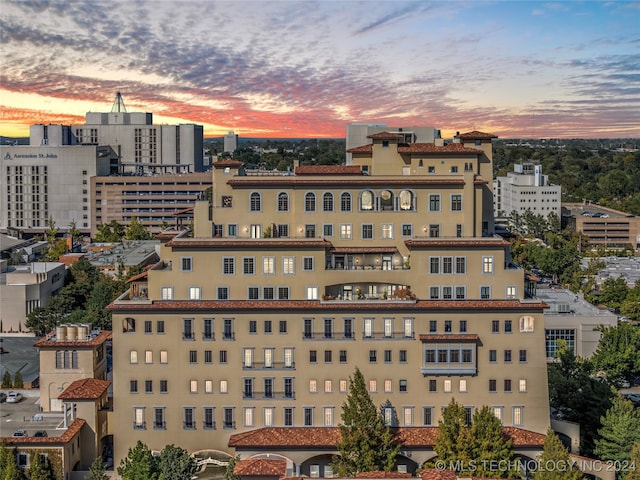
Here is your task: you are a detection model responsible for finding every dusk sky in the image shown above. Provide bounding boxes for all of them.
[1,0,638,139]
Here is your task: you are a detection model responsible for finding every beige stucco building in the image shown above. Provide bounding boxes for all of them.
[109,130,550,474]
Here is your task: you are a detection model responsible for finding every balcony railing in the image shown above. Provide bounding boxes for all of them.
[203,421,216,430]
[133,422,146,430]
[302,332,355,340]
[362,332,416,340]
[242,391,295,400]
[242,361,296,370]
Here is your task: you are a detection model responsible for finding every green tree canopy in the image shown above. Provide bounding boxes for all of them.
[626,443,640,480]
[468,406,517,478]
[591,323,640,386]
[332,367,400,476]
[124,217,153,240]
[595,396,640,479]
[432,398,471,472]
[86,456,109,480]
[532,427,583,480]
[94,220,125,242]
[156,444,197,480]
[28,452,54,480]
[117,440,158,480]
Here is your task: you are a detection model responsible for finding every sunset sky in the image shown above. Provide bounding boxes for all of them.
[1,0,638,139]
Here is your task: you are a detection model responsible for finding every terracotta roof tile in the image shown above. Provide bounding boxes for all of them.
[228,427,546,449]
[167,239,332,249]
[234,459,287,477]
[213,159,243,168]
[397,143,483,154]
[405,238,511,249]
[126,270,149,283]
[420,468,457,480]
[110,299,547,312]
[368,132,404,139]
[227,177,466,187]
[34,330,111,348]
[58,378,111,400]
[295,165,362,175]
[347,144,373,154]
[3,419,85,445]
[458,131,497,140]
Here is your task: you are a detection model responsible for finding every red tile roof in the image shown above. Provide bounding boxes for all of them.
[234,459,287,477]
[295,165,362,175]
[397,143,483,154]
[347,144,373,154]
[167,239,332,249]
[405,238,511,249]
[58,378,111,400]
[458,131,497,140]
[420,469,457,480]
[213,159,243,168]
[3,419,86,445]
[228,427,546,448]
[368,132,404,139]
[126,270,149,283]
[34,330,111,348]
[110,299,548,313]
[227,177,467,187]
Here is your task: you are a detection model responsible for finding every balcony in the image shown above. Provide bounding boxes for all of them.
[242,361,296,370]
[243,391,295,400]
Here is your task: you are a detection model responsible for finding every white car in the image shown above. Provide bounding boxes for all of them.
[6,391,23,403]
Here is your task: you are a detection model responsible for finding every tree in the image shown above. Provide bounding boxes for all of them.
[599,277,629,310]
[94,220,125,242]
[44,216,59,246]
[532,427,583,480]
[1,371,11,389]
[156,444,197,480]
[432,398,472,473]
[44,239,67,262]
[225,456,240,480]
[332,367,400,476]
[591,323,640,386]
[0,442,25,480]
[12,371,23,389]
[625,443,640,480]
[548,341,614,456]
[68,220,83,248]
[28,452,54,480]
[595,396,640,479]
[86,456,109,480]
[468,406,517,478]
[125,217,152,240]
[117,440,158,480]
[620,281,640,321]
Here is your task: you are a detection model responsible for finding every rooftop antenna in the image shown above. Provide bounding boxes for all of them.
[111,92,128,113]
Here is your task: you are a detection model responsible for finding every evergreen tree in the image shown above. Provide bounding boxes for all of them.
[0,443,25,480]
[1,371,11,389]
[592,323,640,386]
[625,443,640,480]
[432,398,472,473]
[12,371,23,389]
[225,456,240,480]
[332,367,400,476]
[28,452,54,480]
[86,456,109,480]
[468,406,518,478]
[117,440,158,480]
[533,428,583,480]
[124,217,152,240]
[156,444,197,480]
[595,396,640,479]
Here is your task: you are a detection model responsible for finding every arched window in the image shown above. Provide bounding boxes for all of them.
[340,192,351,212]
[399,190,413,210]
[323,192,334,212]
[305,192,316,212]
[277,192,289,212]
[380,190,393,211]
[360,191,374,211]
[250,192,261,211]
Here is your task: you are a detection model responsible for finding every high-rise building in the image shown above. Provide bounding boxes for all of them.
[109,129,549,474]
[224,131,239,153]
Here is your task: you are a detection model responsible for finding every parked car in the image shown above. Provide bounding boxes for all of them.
[624,393,640,405]
[33,430,48,437]
[0,392,6,403]
[12,429,27,437]
[6,391,23,403]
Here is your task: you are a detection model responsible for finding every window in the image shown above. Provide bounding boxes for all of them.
[429,320,437,333]
[244,378,254,398]
[399,350,407,363]
[284,378,294,398]
[504,379,512,392]
[304,319,313,339]
[223,319,234,340]
[323,192,334,211]
[263,257,275,274]
[309,350,317,363]
[249,320,257,334]
[157,320,164,334]
[340,224,352,240]
[264,320,272,334]
[243,257,255,275]
[460,379,467,393]
[307,286,318,299]
[507,286,517,299]
[130,350,138,364]
[189,350,197,364]
[429,287,440,299]
[339,350,347,363]
[460,320,467,333]
[304,407,314,426]
[264,407,274,426]
[130,380,138,393]
[305,192,316,212]
[442,256,453,274]
[443,286,453,299]
[243,348,253,368]
[189,379,198,393]
[444,320,452,333]
[443,379,452,393]
[263,287,274,300]
[278,287,289,299]
[423,407,433,426]
[145,350,153,364]
[343,318,353,338]
[324,318,333,338]
[489,379,497,392]
[161,287,173,300]
[492,320,500,333]
[451,194,462,211]
[456,224,463,237]
[399,379,408,392]
[324,379,332,393]
[283,257,294,275]
[520,316,534,332]
[223,407,235,429]
[189,286,201,300]
[123,317,136,333]
[339,379,348,393]
[404,318,413,337]
[279,320,287,334]
[134,407,145,430]
[305,224,316,238]
[324,406,334,426]
[144,321,152,334]
[504,350,512,362]
[360,191,374,210]
[384,350,392,363]
[429,379,437,392]
[264,348,274,368]
[492,406,503,423]
[519,379,527,392]
[277,192,289,211]
[489,350,497,362]
[428,166,435,173]
[220,379,228,393]
[160,351,168,363]
[250,192,261,211]
[369,350,377,363]
[364,318,373,338]
[430,257,440,274]
[222,195,233,208]
[154,407,165,429]
[181,257,192,272]
[340,192,351,212]
[228,224,237,236]
[369,380,377,392]
[481,286,491,299]
[223,257,235,275]
[284,407,294,426]
[505,320,512,333]
[247,286,259,300]
[483,256,494,274]
[513,406,524,426]
[362,224,373,239]
[456,257,466,274]
[277,224,289,237]
[429,194,440,212]
[519,350,527,362]
[303,257,314,271]
[323,224,333,237]
[204,407,215,429]
[219,350,227,364]
[384,318,393,337]
[160,380,168,393]
[381,224,393,239]
[402,224,412,237]
[183,318,194,340]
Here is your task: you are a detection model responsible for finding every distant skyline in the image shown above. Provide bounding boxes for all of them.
[1,0,639,139]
